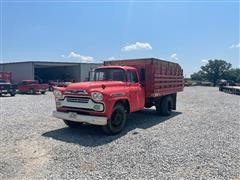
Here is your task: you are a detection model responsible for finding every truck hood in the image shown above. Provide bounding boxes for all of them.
[65,81,125,93]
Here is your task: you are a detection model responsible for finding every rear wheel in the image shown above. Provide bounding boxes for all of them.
[102,103,126,135]
[156,96,173,116]
[29,89,36,94]
[41,91,46,94]
[161,96,173,116]
[10,92,15,96]
[63,120,82,128]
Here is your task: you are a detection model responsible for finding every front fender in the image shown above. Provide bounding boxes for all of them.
[104,94,130,118]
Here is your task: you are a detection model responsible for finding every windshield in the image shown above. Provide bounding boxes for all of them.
[94,68,126,82]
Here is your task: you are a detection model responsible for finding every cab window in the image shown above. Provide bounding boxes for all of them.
[127,71,139,83]
[94,68,126,82]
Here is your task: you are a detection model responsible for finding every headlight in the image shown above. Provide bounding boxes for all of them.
[53,90,63,99]
[91,92,103,101]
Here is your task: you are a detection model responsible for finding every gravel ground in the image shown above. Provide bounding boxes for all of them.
[0,86,239,179]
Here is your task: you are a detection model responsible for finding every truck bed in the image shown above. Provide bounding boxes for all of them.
[104,58,184,98]
[221,86,240,95]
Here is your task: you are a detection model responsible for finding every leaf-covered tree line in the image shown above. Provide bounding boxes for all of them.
[190,59,240,85]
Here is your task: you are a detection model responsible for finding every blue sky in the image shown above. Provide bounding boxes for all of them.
[1,1,239,77]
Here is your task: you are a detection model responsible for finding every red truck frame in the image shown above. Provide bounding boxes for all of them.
[53,58,184,134]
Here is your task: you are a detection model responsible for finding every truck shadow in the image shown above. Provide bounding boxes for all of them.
[42,109,181,147]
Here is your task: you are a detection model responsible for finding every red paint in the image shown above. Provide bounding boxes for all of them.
[18,80,49,93]
[54,58,184,119]
[0,72,12,82]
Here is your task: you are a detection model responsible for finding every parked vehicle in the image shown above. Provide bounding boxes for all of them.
[52,58,184,134]
[48,81,71,91]
[0,80,16,96]
[0,71,12,82]
[18,80,49,94]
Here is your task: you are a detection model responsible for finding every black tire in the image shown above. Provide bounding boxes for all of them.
[63,120,82,128]
[41,91,46,94]
[156,96,173,116]
[10,92,15,96]
[49,86,53,91]
[219,86,223,91]
[161,96,173,116]
[29,89,36,94]
[102,103,126,135]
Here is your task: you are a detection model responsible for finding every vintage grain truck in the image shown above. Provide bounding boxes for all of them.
[53,58,184,134]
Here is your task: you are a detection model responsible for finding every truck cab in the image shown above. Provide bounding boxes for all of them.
[53,58,183,134]
[53,66,144,134]
[0,79,16,96]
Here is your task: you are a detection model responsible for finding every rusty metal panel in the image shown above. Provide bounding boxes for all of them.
[104,58,184,98]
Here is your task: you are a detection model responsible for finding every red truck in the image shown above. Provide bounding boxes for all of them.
[48,81,71,91]
[18,80,49,94]
[53,58,184,134]
[0,72,17,96]
[0,71,12,82]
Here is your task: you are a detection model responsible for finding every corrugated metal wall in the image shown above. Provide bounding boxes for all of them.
[0,62,102,83]
[0,64,3,71]
[34,64,81,82]
[66,65,81,81]
[80,63,102,81]
[1,62,34,83]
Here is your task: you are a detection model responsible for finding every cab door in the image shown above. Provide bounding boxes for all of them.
[18,81,27,92]
[127,70,144,111]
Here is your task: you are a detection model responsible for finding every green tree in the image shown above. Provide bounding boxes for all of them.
[200,59,232,86]
[191,70,206,81]
[223,68,240,83]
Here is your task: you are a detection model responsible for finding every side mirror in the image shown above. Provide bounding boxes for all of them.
[140,82,145,88]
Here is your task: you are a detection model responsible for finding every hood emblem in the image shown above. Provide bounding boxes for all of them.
[64,89,88,95]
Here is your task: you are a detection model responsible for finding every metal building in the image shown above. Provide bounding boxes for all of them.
[0,61,101,83]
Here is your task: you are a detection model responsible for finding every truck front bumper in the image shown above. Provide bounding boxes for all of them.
[0,89,15,94]
[52,111,107,126]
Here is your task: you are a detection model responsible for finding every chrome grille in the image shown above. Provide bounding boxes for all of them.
[66,97,90,103]
[64,89,88,95]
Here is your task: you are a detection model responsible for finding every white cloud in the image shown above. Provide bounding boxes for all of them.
[201,59,208,63]
[230,43,240,48]
[170,53,178,60]
[121,42,152,51]
[107,57,116,60]
[64,51,94,63]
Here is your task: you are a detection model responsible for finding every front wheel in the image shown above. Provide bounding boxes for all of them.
[63,120,82,128]
[102,103,126,135]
